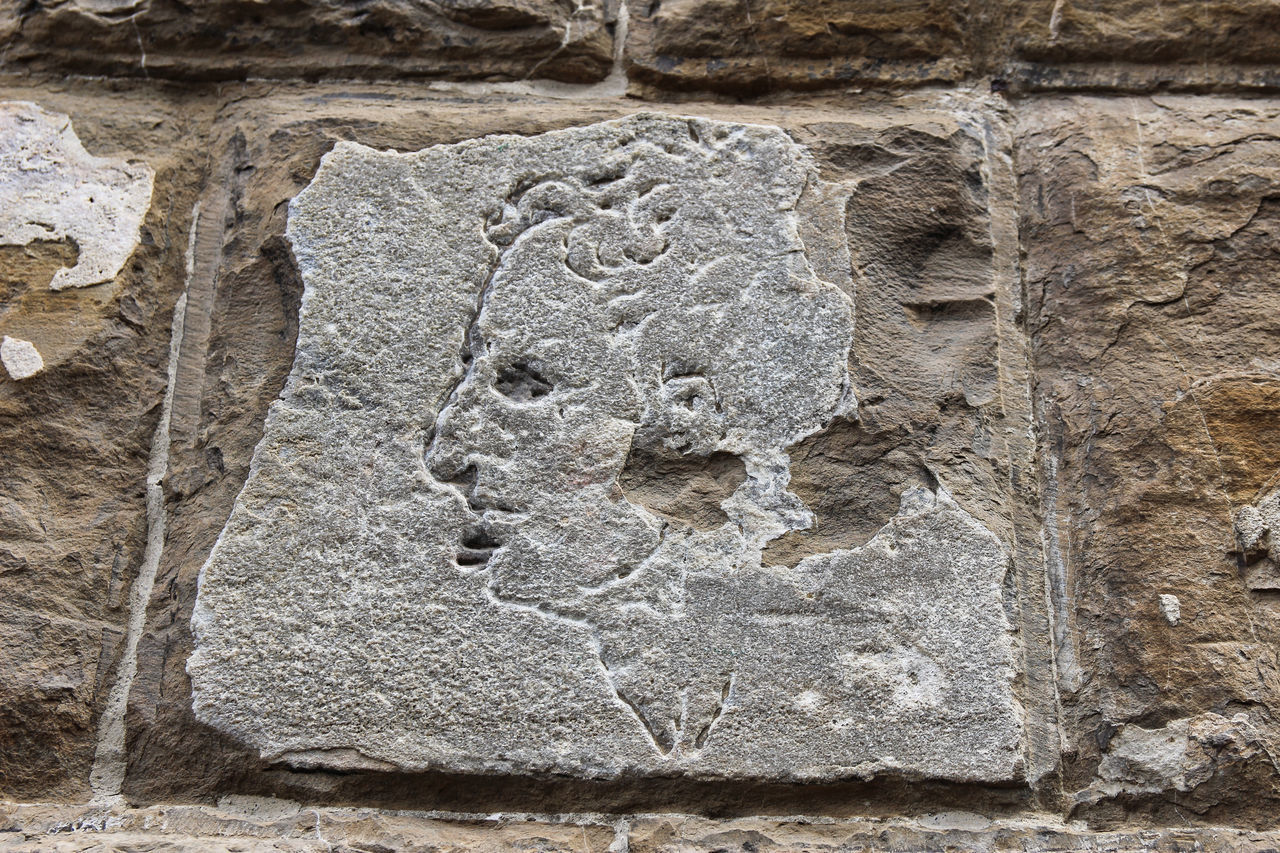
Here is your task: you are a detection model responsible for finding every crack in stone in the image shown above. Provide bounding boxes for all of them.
[693,675,734,749]
[611,680,676,756]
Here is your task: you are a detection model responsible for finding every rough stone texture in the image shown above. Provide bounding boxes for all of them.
[0,0,615,84]
[624,0,976,94]
[8,2,1280,97]
[1003,0,1280,92]
[187,111,1022,782]
[0,336,42,380]
[5,7,1280,842]
[0,102,154,291]
[7,803,1280,852]
[1087,712,1278,805]
[622,0,1280,96]
[1235,485,1280,594]
[1018,95,1280,827]
[0,85,208,800]
[112,89,1045,808]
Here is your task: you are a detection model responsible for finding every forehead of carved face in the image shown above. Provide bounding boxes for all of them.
[424,125,853,604]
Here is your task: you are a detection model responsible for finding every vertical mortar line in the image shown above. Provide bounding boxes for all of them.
[1007,103,1078,805]
[168,178,231,449]
[609,817,631,853]
[88,202,200,803]
[1001,92,1076,808]
[614,0,630,89]
[970,91,1065,793]
[1040,452,1077,692]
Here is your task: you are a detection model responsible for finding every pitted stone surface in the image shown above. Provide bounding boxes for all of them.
[0,102,153,290]
[189,114,1023,782]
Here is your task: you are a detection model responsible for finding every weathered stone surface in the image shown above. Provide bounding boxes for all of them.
[108,90,1041,805]
[1236,485,1280,594]
[7,802,1280,852]
[1003,0,1280,91]
[0,87,208,800]
[188,112,1023,783]
[1018,95,1280,826]
[0,335,42,380]
[5,1,1280,842]
[94,89,1039,809]
[0,102,154,291]
[0,0,614,84]
[1086,713,1277,803]
[625,0,974,94]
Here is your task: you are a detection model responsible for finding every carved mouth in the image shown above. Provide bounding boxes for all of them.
[456,522,504,568]
[455,486,514,570]
[426,456,517,570]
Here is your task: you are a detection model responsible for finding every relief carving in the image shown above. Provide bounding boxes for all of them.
[189,114,1023,782]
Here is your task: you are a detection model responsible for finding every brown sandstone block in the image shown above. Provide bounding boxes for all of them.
[1018,95,1280,827]
[0,83,210,800]
[624,0,976,94]
[0,0,615,85]
[1004,1,1280,91]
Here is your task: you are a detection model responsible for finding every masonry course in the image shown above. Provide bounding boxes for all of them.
[1,4,1279,849]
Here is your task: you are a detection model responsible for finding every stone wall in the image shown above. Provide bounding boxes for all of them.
[2,2,1280,850]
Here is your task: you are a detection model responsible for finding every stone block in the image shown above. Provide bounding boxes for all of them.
[0,0,615,84]
[0,85,208,799]
[1004,0,1280,91]
[1018,95,1280,826]
[122,88,1050,802]
[624,0,976,94]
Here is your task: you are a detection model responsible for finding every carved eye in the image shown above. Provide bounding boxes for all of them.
[494,361,553,402]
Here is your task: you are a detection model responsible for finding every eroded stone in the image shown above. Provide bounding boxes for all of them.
[625,0,973,94]
[0,0,614,84]
[1019,95,1280,824]
[189,114,1023,783]
[1236,487,1280,593]
[10,802,1280,853]
[0,86,206,801]
[0,102,153,291]
[1086,713,1280,808]
[1005,0,1280,92]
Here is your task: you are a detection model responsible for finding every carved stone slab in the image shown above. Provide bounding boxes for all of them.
[189,114,1023,782]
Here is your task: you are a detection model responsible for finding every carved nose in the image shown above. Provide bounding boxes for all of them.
[426,448,477,493]
[423,402,473,481]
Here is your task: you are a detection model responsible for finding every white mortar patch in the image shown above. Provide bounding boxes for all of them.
[0,101,154,290]
[1,335,44,380]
